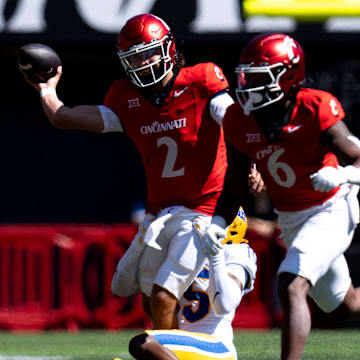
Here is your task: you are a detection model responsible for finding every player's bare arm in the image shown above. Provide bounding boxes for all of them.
[311,121,360,192]
[323,121,360,167]
[24,66,105,132]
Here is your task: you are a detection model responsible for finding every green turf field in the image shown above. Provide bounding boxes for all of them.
[0,329,359,359]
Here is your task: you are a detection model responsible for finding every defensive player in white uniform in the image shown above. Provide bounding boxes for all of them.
[112,207,257,360]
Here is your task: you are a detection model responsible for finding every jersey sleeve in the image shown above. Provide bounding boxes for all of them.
[318,92,345,131]
[103,80,133,132]
[97,105,123,133]
[209,91,234,125]
[202,62,229,97]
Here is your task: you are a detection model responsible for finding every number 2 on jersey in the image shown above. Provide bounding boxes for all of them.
[157,136,185,178]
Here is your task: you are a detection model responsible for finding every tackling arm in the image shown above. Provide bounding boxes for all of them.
[208,244,257,316]
[208,250,244,316]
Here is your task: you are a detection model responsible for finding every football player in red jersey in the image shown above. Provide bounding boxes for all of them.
[22,14,263,330]
[201,33,360,359]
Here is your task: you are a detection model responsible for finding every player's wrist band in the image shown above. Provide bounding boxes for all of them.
[40,87,56,97]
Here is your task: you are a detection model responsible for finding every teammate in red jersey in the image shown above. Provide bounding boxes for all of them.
[201,33,360,359]
[22,14,262,330]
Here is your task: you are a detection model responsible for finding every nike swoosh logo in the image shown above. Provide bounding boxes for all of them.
[213,291,220,303]
[287,125,303,133]
[174,87,188,97]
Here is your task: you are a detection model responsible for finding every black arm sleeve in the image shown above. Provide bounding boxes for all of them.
[214,142,252,225]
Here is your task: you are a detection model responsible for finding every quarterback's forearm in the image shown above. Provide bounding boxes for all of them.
[40,90,105,132]
[40,89,64,127]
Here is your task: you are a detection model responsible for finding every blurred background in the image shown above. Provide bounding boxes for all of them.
[0,0,360,331]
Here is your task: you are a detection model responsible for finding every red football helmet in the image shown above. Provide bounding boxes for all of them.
[235,33,305,115]
[117,14,177,87]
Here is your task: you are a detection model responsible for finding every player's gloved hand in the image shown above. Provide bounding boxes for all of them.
[310,165,360,192]
[194,216,227,257]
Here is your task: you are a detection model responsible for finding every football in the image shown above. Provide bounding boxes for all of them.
[18,43,62,83]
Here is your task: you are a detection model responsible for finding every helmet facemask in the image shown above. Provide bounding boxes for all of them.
[118,35,174,88]
[235,62,287,115]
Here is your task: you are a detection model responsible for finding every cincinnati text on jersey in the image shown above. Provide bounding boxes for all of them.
[140,118,187,135]
[256,145,282,161]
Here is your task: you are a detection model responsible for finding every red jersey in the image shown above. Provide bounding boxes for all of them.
[104,63,229,215]
[223,88,345,211]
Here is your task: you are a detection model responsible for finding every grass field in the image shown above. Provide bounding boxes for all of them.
[0,328,359,359]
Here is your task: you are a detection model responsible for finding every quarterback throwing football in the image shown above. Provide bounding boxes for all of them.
[22,14,263,331]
